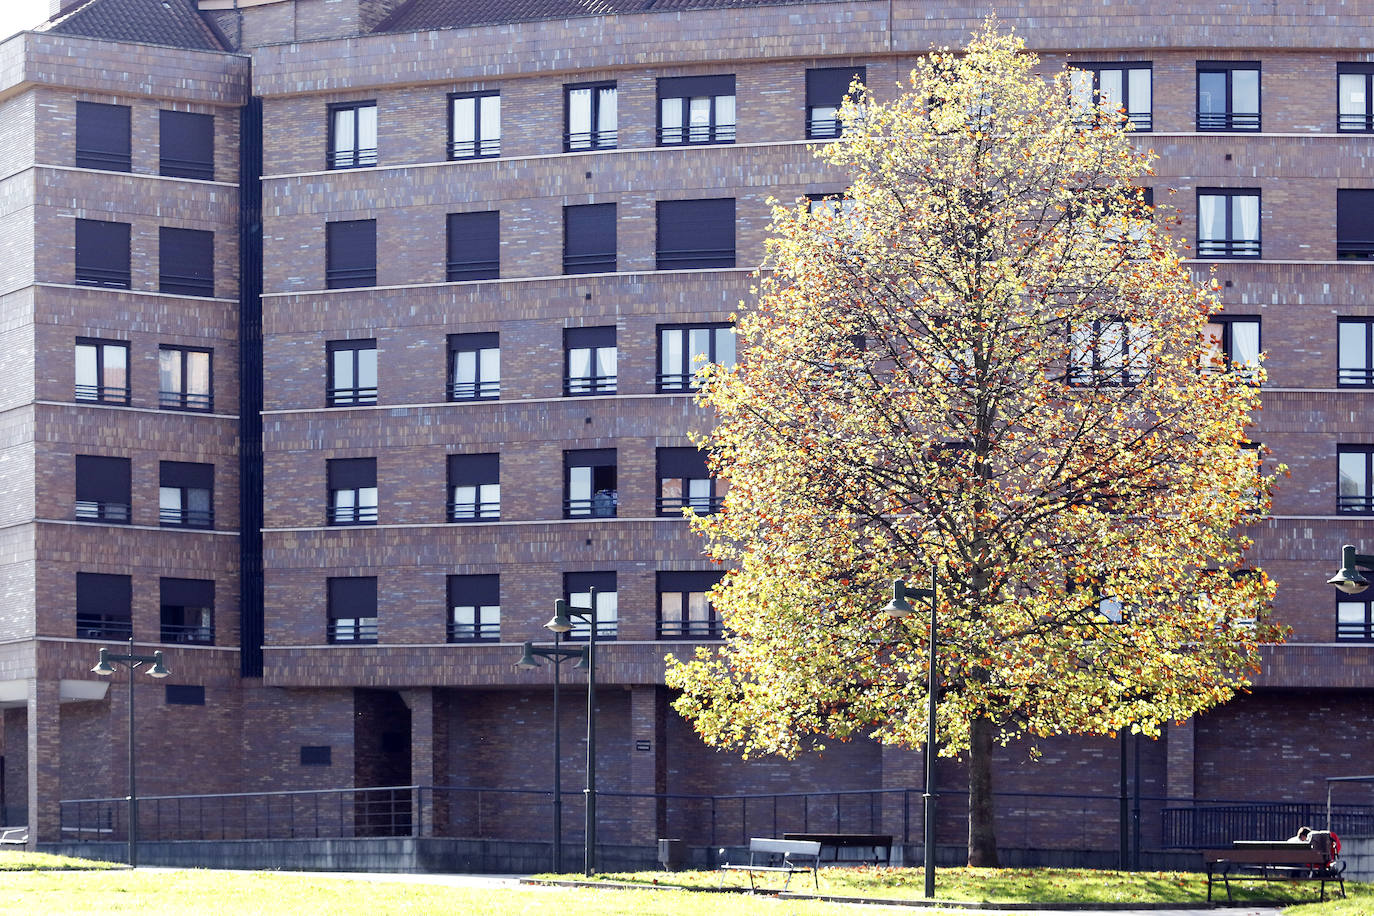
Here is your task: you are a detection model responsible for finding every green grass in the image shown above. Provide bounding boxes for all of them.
[0,850,123,871]
[572,864,1374,907]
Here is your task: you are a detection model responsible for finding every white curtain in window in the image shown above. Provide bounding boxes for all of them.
[1198,194,1222,240]
[1128,68,1151,117]
[186,350,210,395]
[1234,195,1259,242]
[1231,322,1260,368]
[1069,69,1093,114]
[333,108,355,152]
[75,345,98,390]
[357,106,377,151]
[568,89,592,140]
[596,346,617,381]
[480,347,500,385]
[1340,74,1366,116]
[1339,322,1367,372]
[597,87,617,135]
[716,94,736,130]
[480,95,500,145]
[159,349,181,393]
[452,97,475,147]
[661,329,682,376]
[1098,69,1122,112]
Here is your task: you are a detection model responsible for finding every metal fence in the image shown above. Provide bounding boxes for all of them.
[57,785,1374,852]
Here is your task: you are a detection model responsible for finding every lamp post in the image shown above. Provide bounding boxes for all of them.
[1328,544,1374,595]
[544,587,599,876]
[91,638,170,868]
[882,571,938,900]
[515,631,587,873]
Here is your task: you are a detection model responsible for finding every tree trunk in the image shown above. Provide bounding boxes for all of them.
[966,715,999,866]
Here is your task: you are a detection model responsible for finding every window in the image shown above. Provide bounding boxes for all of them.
[658,75,736,145]
[448,574,500,642]
[657,571,723,639]
[326,219,377,288]
[327,457,377,525]
[300,746,333,766]
[1202,316,1260,379]
[160,110,214,180]
[75,455,131,523]
[1339,318,1374,387]
[165,685,206,705]
[75,338,129,404]
[446,211,499,281]
[807,66,865,139]
[160,577,214,644]
[328,576,378,644]
[565,327,617,395]
[159,461,213,529]
[328,339,377,406]
[159,228,214,297]
[76,572,131,640]
[1071,573,1126,624]
[1197,62,1260,131]
[449,91,500,159]
[563,203,616,274]
[447,333,499,400]
[1337,570,1374,641]
[1338,189,1374,259]
[658,447,724,515]
[657,198,735,270]
[565,82,617,151]
[159,346,212,411]
[1069,63,1152,131]
[329,101,377,169]
[1197,569,1259,631]
[75,219,131,288]
[448,453,499,521]
[75,101,131,171]
[1197,190,1260,258]
[565,449,617,518]
[564,571,617,639]
[1339,63,1374,132]
[658,323,735,391]
[1069,319,1149,386]
[1338,446,1374,514]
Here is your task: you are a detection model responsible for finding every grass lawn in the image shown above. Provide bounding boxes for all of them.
[575,864,1373,907]
[0,850,122,871]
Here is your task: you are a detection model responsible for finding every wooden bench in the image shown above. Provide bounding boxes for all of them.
[1202,832,1345,903]
[783,832,893,866]
[720,837,822,892]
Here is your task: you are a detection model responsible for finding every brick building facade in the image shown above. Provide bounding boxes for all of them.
[0,0,1372,862]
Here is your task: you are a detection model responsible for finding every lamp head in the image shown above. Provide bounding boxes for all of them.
[573,647,590,670]
[545,598,574,634]
[147,651,170,679]
[882,579,915,619]
[515,641,541,669]
[1328,544,1370,595]
[91,648,115,676]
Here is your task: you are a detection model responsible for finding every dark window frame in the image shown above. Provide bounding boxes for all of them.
[656,570,723,639]
[1068,318,1149,387]
[159,577,215,645]
[159,461,214,529]
[75,455,131,524]
[76,572,132,640]
[1196,61,1261,131]
[328,101,378,169]
[1338,63,1374,133]
[1069,62,1153,131]
[564,81,618,151]
[1338,445,1374,515]
[563,571,618,641]
[563,203,616,275]
[446,211,500,281]
[1337,189,1374,259]
[806,66,866,140]
[447,574,500,642]
[657,75,736,146]
[1196,188,1261,259]
[449,90,501,159]
[327,339,378,407]
[656,199,736,270]
[564,326,617,396]
[327,576,379,644]
[564,449,618,519]
[447,453,500,522]
[327,457,378,526]
[325,219,377,289]
[158,227,214,297]
[657,322,735,392]
[159,109,215,180]
[75,219,132,289]
[158,345,213,412]
[447,332,500,401]
[75,101,131,172]
[657,446,724,516]
[74,337,130,405]
[1339,318,1374,388]
[1201,316,1261,380]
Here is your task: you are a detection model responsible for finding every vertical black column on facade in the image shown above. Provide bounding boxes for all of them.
[238,93,265,678]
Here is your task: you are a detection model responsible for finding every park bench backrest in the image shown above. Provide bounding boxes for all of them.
[749,838,822,861]
[1310,831,1337,864]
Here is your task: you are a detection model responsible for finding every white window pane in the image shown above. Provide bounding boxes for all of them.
[661,592,681,617]
[689,328,712,368]
[1338,601,1366,624]
[186,350,210,395]
[1129,68,1151,116]
[598,87,618,133]
[333,109,355,151]
[1340,453,1366,496]
[1099,69,1122,111]
[569,89,591,140]
[1198,72,1225,114]
[454,484,476,510]
[569,466,591,500]
[359,487,377,510]
[160,487,181,512]
[453,97,475,145]
[689,96,710,126]
[333,351,354,389]
[159,349,180,392]
[661,98,682,131]
[688,592,709,622]
[1232,322,1260,367]
[1070,325,1093,377]
[1234,195,1260,241]
[1340,323,1368,370]
[104,344,126,385]
[334,490,356,510]
[716,94,735,127]
[1340,73,1366,115]
[481,95,500,142]
[715,328,735,367]
[1099,596,1124,623]
[1198,195,1223,239]
[598,590,618,626]
[661,330,682,375]
[569,347,591,379]
[688,478,712,503]
[75,345,97,389]
[1203,321,1225,368]
[597,347,617,379]
[1098,322,1125,370]
[454,350,476,384]
[357,348,377,390]
[1069,69,1093,113]
[479,482,499,512]
[453,605,475,626]
[480,348,500,383]
[1233,70,1259,114]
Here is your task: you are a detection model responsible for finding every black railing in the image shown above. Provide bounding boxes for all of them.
[75,147,132,171]
[161,275,214,297]
[325,266,377,289]
[1196,238,1260,258]
[446,259,499,282]
[159,506,214,528]
[1198,111,1259,131]
[564,130,617,151]
[75,383,129,404]
[808,116,843,139]
[1338,367,1374,387]
[1339,112,1374,132]
[446,378,500,400]
[1337,620,1374,641]
[448,138,500,159]
[1125,111,1152,131]
[160,623,214,645]
[1162,802,1374,847]
[658,123,736,145]
[657,619,724,639]
[160,155,214,181]
[159,389,213,411]
[563,252,616,274]
[75,501,131,523]
[327,385,377,407]
[1338,494,1374,514]
[446,620,501,642]
[75,267,132,289]
[657,247,736,270]
[447,499,499,522]
[329,147,377,169]
[656,372,699,392]
[75,615,132,640]
[328,505,378,525]
[564,374,616,396]
[565,492,618,518]
[1337,238,1374,259]
[656,495,724,515]
[328,619,378,644]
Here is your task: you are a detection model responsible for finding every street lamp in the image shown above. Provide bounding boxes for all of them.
[883,572,938,899]
[91,638,170,868]
[544,587,599,877]
[515,632,587,873]
[1328,544,1373,594]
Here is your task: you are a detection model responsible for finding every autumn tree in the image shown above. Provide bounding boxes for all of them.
[664,24,1281,867]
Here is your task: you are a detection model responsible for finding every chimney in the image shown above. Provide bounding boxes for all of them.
[49,0,87,20]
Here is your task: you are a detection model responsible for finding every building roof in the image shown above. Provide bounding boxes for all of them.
[374,0,823,33]
[46,0,228,52]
